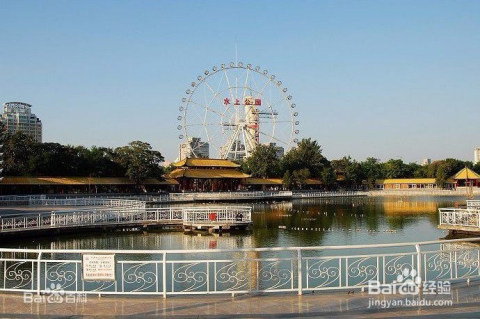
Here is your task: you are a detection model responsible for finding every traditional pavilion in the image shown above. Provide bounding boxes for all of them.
[453,167,480,187]
[168,158,250,191]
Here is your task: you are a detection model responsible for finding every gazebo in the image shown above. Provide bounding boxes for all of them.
[452,167,480,188]
[167,158,250,191]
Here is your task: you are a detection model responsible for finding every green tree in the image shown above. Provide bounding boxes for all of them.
[321,167,336,190]
[293,168,310,189]
[473,162,480,175]
[244,144,281,178]
[114,141,164,188]
[2,132,38,175]
[281,138,328,178]
[382,159,411,179]
[331,156,363,188]
[360,157,382,189]
[435,165,448,187]
[282,170,294,189]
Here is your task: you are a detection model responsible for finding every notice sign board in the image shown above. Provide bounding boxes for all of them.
[82,254,116,281]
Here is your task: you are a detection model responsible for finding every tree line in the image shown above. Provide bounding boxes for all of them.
[3,132,479,190]
[2,132,164,185]
[242,138,480,189]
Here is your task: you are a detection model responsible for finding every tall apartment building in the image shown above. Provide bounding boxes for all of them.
[422,158,432,166]
[1,102,42,142]
[474,148,480,164]
[179,137,209,160]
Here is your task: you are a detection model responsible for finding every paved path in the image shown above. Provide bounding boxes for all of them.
[1,281,480,318]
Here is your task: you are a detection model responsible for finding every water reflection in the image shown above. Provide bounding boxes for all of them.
[6,196,472,250]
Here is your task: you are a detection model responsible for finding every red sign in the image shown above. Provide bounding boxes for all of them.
[255,99,261,106]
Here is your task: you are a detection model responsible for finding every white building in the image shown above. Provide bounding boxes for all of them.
[422,158,432,166]
[1,102,42,142]
[179,137,209,160]
[474,148,480,164]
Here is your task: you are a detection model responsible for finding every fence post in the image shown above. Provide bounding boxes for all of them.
[163,252,167,298]
[415,244,423,285]
[36,252,43,295]
[297,249,303,295]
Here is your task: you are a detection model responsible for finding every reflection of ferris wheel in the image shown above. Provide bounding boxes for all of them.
[177,62,300,160]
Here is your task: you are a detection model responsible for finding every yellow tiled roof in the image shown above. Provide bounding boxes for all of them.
[377,178,437,184]
[173,158,240,168]
[244,178,321,185]
[168,169,250,179]
[0,177,176,185]
[453,168,480,180]
[244,178,283,185]
[306,178,322,185]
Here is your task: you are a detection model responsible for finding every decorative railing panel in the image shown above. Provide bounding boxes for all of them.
[0,206,252,234]
[439,208,480,228]
[0,238,479,297]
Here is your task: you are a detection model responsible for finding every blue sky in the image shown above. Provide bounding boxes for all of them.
[1,0,479,163]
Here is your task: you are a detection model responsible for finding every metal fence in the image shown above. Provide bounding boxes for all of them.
[183,207,252,223]
[467,200,480,208]
[439,207,480,229]
[0,191,368,206]
[0,206,252,234]
[0,238,479,296]
[292,191,365,198]
[28,198,146,208]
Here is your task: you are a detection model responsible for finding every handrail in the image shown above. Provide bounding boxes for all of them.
[0,191,367,205]
[1,237,479,297]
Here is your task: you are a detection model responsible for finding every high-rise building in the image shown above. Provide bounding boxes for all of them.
[474,148,480,164]
[224,140,246,161]
[422,158,432,166]
[179,137,209,160]
[1,102,42,143]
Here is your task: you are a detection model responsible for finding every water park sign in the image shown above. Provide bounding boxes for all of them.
[82,254,116,281]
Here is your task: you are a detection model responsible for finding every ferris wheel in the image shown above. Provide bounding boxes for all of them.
[177,62,300,160]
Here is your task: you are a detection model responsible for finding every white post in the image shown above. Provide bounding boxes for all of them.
[36,252,42,295]
[415,244,423,285]
[163,252,167,298]
[297,249,303,295]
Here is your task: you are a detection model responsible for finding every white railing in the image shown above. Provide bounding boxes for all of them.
[28,198,146,208]
[168,191,293,202]
[182,207,252,223]
[0,191,367,205]
[439,207,480,228]
[0,238,479,296]
[369,189,460,196]
[467,200,480,208]
[292,191,365,198]
[0,206,252,233]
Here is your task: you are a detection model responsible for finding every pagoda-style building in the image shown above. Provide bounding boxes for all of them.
[453,167,480,187]
[168,158,250,191]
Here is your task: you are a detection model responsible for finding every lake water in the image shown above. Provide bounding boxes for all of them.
[6,196,476,251]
